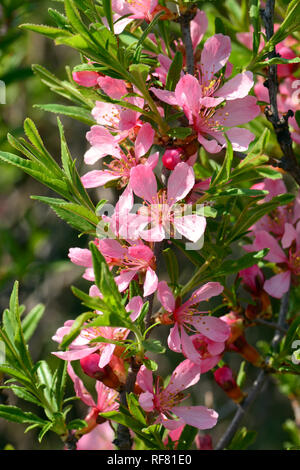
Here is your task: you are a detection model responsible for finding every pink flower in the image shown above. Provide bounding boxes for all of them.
[162,148,182,170]
[250,179,300,238]
[67,364,117,449]
[68,362,118,414]
[52,322,129,367]
[111,0,158,22]
[244,228,300,298]
[214,366,244,403]
[150,35,260,153]
[130,162,206,243]
[72,71,100,87]
[77,422,115,450]
[98,239,158,296]
[82,128,157,189]
[189,333,226,372]
[154,10,208,85]
[137,360,218,430]
[157,281,229,364]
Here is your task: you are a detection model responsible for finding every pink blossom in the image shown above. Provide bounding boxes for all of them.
[77,422,115,450]
[82,123,157,188]
[111,0,159,22]
[130,162,206,243]
[52,322,129,367]
[157,281,229,363]
[244,228,300,298]
[162,148,182,170]
[150,35,259,153]
[72,71,100,87]
[250,179,300,239]
[67,364,117,450]
[98,239,158,296]
[137,360,218,430]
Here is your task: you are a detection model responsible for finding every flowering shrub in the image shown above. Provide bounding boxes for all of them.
[0,0,300,452]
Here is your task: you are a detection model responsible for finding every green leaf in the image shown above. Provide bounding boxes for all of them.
[34,104,95,126]
[280,317,300,354]
[0,386,41,407]
[102,0,114,32]
[143,358,158,371]
[20,24,72,39]
[133,11,165,62]
[0,405,47,426]
[0,151,70,199]
[213,250,269,277]
[100,409,161,449]
[88,243,133,329]
[31,196,98,233]
[249,0,260,56]
[23,118,63,177]
[0,365,32,388]
[129,63,151,84]
[228,426,257,450]
[36,361,56,410]
[60,312,95,350]
[67,419,88,430]
[142,339,166,354]
[127,393,146,425]
[165,51,183,92]
[163,248,179,286]
[38,422,54,442]
[211,135,233,186]
[177,425,198,450]
[21,304,45,342]
[237,361,246,387]
[167,127,192,139]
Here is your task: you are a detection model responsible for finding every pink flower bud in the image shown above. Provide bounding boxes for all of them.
[80,353,125,390]
[162,148,182,170]
[195,434,213,450]
[214,366,244,403]
[72,71,99,87]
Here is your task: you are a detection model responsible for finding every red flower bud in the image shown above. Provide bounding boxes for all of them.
[195,434,213,450]
[231,335,263,367]
[80,353,126,391]
[162,149,182,170]
[214,366,244,403]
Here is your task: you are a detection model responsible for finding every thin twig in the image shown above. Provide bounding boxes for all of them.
[176,7,197,75]
[253,317,287,334]
[261,1,300,186]
[215,290,290,450]
[114,357,141,450]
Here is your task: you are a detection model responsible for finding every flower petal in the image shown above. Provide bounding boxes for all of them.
[171,406,218,429]
[157,281,176,312]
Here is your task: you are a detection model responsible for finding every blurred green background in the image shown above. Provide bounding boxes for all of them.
[0,0,299,450]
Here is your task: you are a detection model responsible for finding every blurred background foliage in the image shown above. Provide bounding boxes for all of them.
[0,0,299,450]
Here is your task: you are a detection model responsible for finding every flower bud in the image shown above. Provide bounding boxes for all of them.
[162,149,182,170]
[220,311,244,344]
[195,434,213,450]
[230,335,263,367]
[72,71,99,87]
[214,366,244,403]
[80,353,126,390]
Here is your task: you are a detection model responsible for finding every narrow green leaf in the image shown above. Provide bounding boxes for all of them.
[22,304,45,342]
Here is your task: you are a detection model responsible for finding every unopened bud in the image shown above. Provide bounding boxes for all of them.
[231,336,263,367]
[214,366,244,403]
[80,353,126,390]
[162,149,182,170]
